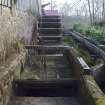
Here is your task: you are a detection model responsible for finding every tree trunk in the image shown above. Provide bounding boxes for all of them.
[102,0,105,21]
[92,0,95,23]
[87,0,93,24]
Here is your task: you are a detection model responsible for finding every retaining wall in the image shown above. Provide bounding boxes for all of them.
[67,48,105,105]
[0,8,36,105]
[0,52,25,105]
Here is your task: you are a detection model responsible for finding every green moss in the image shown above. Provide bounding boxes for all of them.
[95,97,105,105]
[64,36,95,66]
[85,75,103,95]
[14,39,25,52]
[15,67,40,80]
[84,75,105,105]
[20,67,40,80]
[64,36,75,46]
[77,47,95,66]
[15,68,21,79]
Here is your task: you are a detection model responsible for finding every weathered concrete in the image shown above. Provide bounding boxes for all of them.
[0,8,36,63]
[0,8,36,105]
[66,48,105,105]
[38,22,61,28]
[13,79,77,97]
[8,97,82,105]
[0,52,25,105]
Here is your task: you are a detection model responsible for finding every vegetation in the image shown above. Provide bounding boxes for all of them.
[64,36,96,66]
[0,35,24,65]
[20,67,40,80]
[73,23,105,44]
[0,9,26,65]
[84,75,105,105]
[77,47,95,66]
[13,0,17,5]
[64,36,75,46]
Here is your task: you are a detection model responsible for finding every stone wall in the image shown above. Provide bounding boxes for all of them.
[0,8,36,63]
[0,52,25,105]
[0,8,35,43]
[0,7,37,105]
[67,48,105,105]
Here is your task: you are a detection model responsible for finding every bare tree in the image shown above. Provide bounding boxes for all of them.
[60,2,70,17]
[50,0,56,10]
[87,0,93,24]
[60,0,105,24]
[92,0,95,23]
[102,0,105,20]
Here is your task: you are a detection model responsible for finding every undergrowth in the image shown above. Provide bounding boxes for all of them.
[73,23,105,44]
[64,36,96,66]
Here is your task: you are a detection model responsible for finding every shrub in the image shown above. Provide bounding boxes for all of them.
[73,23,105,45]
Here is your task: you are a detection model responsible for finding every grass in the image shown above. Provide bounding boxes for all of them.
[73,23,105,44]
[77,47,95,66]
[64,36,75,46]
[20,67,40,80]
[64,36,96,66]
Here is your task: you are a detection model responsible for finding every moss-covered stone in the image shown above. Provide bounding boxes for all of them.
[95,97,105,105]
[0,53,25,105]
[20,67,40,80]
[64,36,101,67]
[83,75,105,105]
[84,75,104,97]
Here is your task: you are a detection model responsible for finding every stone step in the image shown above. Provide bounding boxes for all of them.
[39,34,63,36]
[38,39,62,43]
[38,42,63,46]
[8,97,83,105]
[41,15,60,18]
[38,28,62,35]
[39,18,61,22]
[34,54,63,58]
[38,35,62,38]
[38,22,61,28]
[13,79,78,97]
[46,66,57,79]
[25,45,70,50]
[38,40,62,45]
[38,36,62,40]
[25,45,69,54]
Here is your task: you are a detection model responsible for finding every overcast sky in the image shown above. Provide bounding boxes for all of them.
[42,0,88,16]
[42,0,75,4]
[42,0,77,9]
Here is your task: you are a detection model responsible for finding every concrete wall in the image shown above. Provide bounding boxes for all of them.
[0,8,36,62]
[67,48,105,105]
[0,8,35,43]
[0,0,41,16]
[0,1,41,105]
[0,52,25,105]
[16,0,42,16]
[0,2,40,104]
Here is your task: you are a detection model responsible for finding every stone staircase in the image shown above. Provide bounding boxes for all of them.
[38,16,63,45]
[8,15,84,105]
